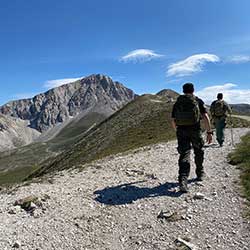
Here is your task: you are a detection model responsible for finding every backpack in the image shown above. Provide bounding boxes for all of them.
[212,100,226,117]
[174,95,201,126]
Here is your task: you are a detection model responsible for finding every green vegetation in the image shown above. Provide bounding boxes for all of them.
[0,112,107,186]
[229,133,250,202]
[27,105,250,180]
[227,116,250,128]
[27,95,176,179]
[0,165,39,186]
[0,143,52,186]
[1,94,250,186]
[0,143,50,183]
[48,112,106,151]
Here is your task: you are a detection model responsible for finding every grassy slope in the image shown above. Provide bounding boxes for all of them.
[0,112,106,186]
[27,95,176,179]
[29,101,250,179]
[229,132,250,201]
[48,112,106,151]
[1,94,250,186]
[226,116,250,128]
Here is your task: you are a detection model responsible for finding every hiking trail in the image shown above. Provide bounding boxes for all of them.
[0,128,249,250]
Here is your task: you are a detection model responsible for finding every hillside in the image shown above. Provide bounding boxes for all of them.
[0,114,40,151]
[0,74,135,151]
[27,94,176,179]
[230,104,250,115]
[0,111,108,185]
[156,89,179,101]
[30,94,250,181]
[1,93,249,186]
[229,132,250,200]
[0,94,174,185]
[0,129,249,250]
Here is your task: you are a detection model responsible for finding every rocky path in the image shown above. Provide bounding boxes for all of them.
[0,128,250,250]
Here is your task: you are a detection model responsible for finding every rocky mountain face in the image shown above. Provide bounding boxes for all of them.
[0,114,40,151]
[27,94,176,179]
[0,90,179,181]
[0,74,136,132]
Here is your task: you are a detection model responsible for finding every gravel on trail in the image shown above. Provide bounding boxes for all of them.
[0,128,249,250]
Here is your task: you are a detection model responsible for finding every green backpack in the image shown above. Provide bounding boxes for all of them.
[174,95,201,126]
[213,100,226,117]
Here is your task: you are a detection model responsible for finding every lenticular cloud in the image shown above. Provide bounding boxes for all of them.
[227,55,250,64]
[44,77,83,89]
[120,49,163,63]
[167,53,220,77]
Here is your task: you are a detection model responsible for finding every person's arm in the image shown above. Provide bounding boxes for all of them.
[198,98,213,144]
[171,118,176,130]
[171,103,177,130]
[202,113,213,144]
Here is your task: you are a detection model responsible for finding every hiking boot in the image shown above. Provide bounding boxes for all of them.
[179,177,188,193]
[196,171,206,181]
[196,172,206,182]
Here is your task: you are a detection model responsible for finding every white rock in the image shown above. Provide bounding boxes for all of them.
[13,241,21,248]
[175,237,198,250]
[29,202,37,210]
[8,206,22,215]
[193,192,205,200]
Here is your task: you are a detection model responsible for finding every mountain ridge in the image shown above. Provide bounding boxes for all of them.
[0,74,136,152]
[1,77,250,185]
[0,74,136,132]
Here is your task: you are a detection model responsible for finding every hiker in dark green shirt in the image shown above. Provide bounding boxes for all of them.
[210,93,231,147]
[171,83,213,193]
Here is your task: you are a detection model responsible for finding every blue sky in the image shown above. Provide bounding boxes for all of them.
[0,0,250,104]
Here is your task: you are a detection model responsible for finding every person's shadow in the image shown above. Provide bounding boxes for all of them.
[94,179,196,205]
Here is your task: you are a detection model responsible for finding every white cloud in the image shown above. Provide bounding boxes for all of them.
[227,55,250,64]
[12,77,83,101]
[44,77,83,89]
[167,53,220,77]
[196,83,250,104]
[120,49,163,63]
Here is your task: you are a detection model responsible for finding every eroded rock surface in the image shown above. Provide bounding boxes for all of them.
[0,74,136,132]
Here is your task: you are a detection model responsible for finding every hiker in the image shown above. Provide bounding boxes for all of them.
[210,93,232,147]
[171,83,213,193]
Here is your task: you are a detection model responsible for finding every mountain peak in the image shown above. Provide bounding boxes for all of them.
[87,73,112,80]
[156,89,179,101]
[0,75,136,133]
